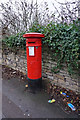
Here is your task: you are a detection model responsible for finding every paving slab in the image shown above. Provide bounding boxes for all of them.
[2,94,27,118]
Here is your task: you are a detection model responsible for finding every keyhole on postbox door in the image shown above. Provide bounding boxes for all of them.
[28,47,34,56]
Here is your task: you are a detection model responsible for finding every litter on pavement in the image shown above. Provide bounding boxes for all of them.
[48,99,56,103]
[60,92,69,97]
[28,113,30,117]
[25,84,28,88]
[67,102,76,111]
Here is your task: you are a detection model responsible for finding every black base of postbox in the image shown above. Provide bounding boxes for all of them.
[27,77,42,91]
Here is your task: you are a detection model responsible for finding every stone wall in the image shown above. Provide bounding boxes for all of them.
[1,47,79,93]
[42,52,79,93]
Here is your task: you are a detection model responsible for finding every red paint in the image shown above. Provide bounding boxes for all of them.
[23,33,45,80]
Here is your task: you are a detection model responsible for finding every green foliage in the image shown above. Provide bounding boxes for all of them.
[29,20,80,74]
[2,20,80,74]
[2,32,26,49]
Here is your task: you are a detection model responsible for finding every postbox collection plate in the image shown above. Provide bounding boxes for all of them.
[28,47,34,56]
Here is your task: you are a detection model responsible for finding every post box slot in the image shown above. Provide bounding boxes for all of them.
[28,42,35,44]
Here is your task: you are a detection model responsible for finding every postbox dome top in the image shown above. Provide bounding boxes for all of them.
[23,32,44,38]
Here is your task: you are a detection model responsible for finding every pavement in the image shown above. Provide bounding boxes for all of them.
[2,77,79,119]
[0,64,2,120]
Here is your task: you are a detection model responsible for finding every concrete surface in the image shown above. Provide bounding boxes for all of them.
[0,64,2,120]
[2,77,78,118]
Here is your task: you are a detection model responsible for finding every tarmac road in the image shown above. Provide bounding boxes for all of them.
[2,77,78,119]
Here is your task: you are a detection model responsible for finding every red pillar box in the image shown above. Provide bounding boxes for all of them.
[23,33,45,89]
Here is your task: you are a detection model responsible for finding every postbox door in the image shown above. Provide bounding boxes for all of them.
[27,46,42,79]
